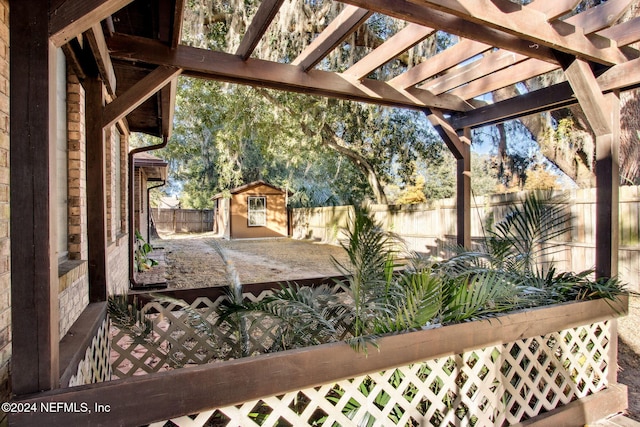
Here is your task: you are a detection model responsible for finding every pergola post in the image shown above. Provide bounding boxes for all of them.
[595,93,620,279]
[457,128,472,249]
[562,58,620,279]
[9,1,60,394]
[426,110,472,249]
[85,76,109,302]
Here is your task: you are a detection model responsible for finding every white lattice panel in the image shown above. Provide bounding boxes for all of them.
[68,316,112,387]
[110,291,281,378]
[148,321,611,427]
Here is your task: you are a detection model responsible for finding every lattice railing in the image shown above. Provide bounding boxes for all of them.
[68,316,113,387]
[146,321,611,427]
[110,290,284,378]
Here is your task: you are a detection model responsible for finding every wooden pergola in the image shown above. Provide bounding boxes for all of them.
[9,0,640,424]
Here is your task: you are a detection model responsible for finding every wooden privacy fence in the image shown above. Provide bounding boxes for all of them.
[291,187,640,292]
[152,208,214,233]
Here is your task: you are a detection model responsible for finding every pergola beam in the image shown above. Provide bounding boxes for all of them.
[597,17,640,47]
[235,0,284,60]
[344,23,436,80]
[449,56,640,129]
[103,65,183,130]
[341,0,558,65]
[292,5,372,71]
[49,0,135,47]
[526,0,581,20]
[424,50,529,95]
[409,0,629,65]
[389,39,491,90]
[448,58,558,101]
[85,24,117,96]
[563,0,633,34]
[106,34,472,112]
[171,0,187,49]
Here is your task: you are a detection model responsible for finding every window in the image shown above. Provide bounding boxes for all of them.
[248,196,266,226]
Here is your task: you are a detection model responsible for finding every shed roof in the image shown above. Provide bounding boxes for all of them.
[212,180,289,199]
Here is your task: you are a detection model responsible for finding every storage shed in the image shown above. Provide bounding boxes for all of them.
[213,181,290,239]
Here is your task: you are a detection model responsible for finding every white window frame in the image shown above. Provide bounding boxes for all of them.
[248,196,267,227]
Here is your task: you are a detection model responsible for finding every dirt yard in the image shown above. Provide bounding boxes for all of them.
[153,232,351,288]
[151,232,639,421]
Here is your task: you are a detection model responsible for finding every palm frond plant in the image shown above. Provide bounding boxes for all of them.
[209,239,252,358]
[330,205,404,351]
[485,190,572,274]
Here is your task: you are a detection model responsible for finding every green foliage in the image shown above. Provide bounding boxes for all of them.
[213,196,625,356]
[108,295,153,342]
[134,230,158,272]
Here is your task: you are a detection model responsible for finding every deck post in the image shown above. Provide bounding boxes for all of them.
[9,0,60,394]
[85,76,109,302]
[561,57,619,279]
[426,110,472,249]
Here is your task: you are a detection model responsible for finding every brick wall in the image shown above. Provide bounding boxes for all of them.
[58,261,89,337]
[108,237,129,295]
[0,0,9,415]
[67,72,88,261]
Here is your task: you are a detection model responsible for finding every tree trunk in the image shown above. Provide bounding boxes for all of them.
[259,89,389,204]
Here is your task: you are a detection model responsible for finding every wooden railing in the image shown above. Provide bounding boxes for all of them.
[10,293,628,427]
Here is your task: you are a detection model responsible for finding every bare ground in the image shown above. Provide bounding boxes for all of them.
[153,232,350,288]
[151,232,640,420]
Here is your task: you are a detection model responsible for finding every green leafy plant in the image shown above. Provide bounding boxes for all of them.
[134,230,158,272]
[217,197,626,356]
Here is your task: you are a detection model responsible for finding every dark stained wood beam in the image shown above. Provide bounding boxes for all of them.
[292,5,372,71]
[410,0,630,65]
[161,78,179,138]
[527,0,581,20]
[49,0,135,47]
[424,50,529,95]
[85,76,108,303]
[106,34,472,112]
[340,0,558,65]
[103,66,183,130]
[389,39,491,89]
[85,24,117,96]
[10,0,60,395]
[450,82,576,129]
[596,56,640,92]
[563,0,633,33]
[171,0,187,49]
[594,93,620,280]
[343,23,436,80]
[236,0,284,60]
[562,58,619,279]
[448,58,558,100]
[449,56,640,129]
[563,59,612,136]
[597,17,640,47]
[425,110,471,248]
